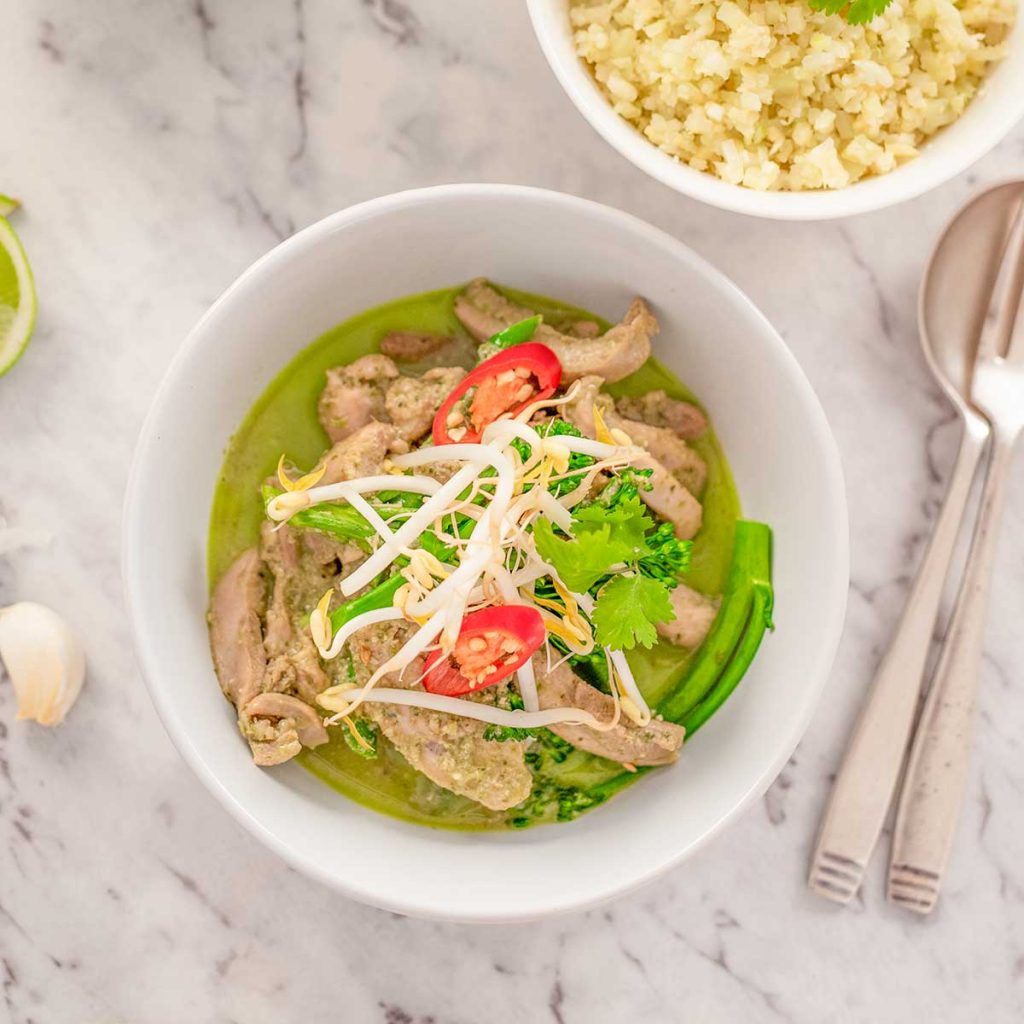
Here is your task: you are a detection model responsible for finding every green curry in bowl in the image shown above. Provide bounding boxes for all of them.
[207,279,773,830]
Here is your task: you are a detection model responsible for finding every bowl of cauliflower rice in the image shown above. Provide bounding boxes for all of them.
[527,0,1022,218]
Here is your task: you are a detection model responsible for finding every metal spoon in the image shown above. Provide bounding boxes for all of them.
[889,187,1024,913]
[807,183,1024,904]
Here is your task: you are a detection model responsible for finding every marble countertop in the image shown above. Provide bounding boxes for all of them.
[1,1,1023,1021]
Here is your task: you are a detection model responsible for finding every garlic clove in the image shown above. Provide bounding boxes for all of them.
[0,602,84,726]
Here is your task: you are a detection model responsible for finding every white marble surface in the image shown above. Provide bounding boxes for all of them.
[1,1,1023,1021]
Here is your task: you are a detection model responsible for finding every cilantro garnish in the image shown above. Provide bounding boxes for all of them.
[532,490,692,650]
[808,0,892,23]
[575,493,657,550]
[591,574,674,651]
[533,518,635,593]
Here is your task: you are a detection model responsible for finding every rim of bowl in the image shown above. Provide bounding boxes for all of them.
[123,183,850,920]
[526,0,1024,221]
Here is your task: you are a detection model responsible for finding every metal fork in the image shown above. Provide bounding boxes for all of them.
[887,199,1024,913]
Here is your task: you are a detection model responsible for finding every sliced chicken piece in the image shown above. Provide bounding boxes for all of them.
[260,522,331,705]
[260,522,298,655]
[208,547,267,710]
[300,530,365,573]
[379,330,454,361]
[535,658,684,766]
[564,376,703,539]
[385,366,466,443]
[563,374,605,437]
[237,708,303,766]
[264,638,330,705]
[454,279,655,383]
[366,703,533,810]
[348,623,533,811]
[318,355,399,443]
[569,319,601,339]
[209,547,328,765]
[615,390,708,440]
[567,379,706,495]
[639,460,703,540]
[561,297,656,383]
[657,583,719,649]
[618,419,707,497]
[314,421,401,486]
[419,459,464,486]
[260,524,331,708]
[244,692,328,748]
[452,278,536,342]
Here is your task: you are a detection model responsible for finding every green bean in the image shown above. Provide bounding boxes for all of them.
[261,485,375,547]
[680,580,773,736]
[489,315,542,350]
[329,574,405,632]
[657,520,773,725]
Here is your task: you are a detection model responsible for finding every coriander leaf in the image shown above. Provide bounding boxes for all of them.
[592,574,675,650]
[533,518,633,592]
[807,0,847,13]
[807,0,892,21]
[573,494,655,556]
[845,0,892,22]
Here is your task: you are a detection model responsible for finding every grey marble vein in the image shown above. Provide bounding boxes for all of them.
[1,0,1023,1021]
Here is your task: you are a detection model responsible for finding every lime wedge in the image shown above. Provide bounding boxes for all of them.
[0,194,19,217]
[0,204,37,377]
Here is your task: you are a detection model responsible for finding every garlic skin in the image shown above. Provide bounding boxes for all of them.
[0,602,84,726]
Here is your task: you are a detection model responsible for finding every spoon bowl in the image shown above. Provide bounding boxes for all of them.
[920,180,1024,410]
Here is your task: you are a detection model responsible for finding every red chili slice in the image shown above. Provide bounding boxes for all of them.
[422,606,546,697]
[432,343,562,445]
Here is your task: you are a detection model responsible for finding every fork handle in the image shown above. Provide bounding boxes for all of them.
[808,415,988,904]
[888,430,1015,913]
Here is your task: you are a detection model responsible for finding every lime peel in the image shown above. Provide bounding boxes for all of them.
[0,210,37,377]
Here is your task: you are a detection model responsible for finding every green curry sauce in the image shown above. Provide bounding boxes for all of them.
[208,285,742,830]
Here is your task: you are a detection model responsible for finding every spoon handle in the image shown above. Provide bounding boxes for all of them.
[888,431,1014,913]
[808,415,988,904]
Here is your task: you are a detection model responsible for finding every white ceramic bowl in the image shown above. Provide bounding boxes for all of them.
[123,184,848,921]
[527,0,1024,220]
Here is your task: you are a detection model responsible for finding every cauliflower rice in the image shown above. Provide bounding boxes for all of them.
[570,0,1015,190]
